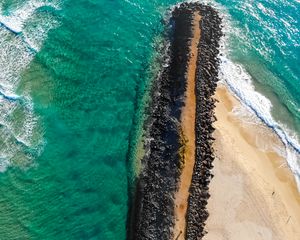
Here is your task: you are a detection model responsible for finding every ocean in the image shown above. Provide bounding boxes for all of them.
[0,0,299,239]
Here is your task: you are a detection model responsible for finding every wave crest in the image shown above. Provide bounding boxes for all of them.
[0,0,59,171]
[217,8,300,189]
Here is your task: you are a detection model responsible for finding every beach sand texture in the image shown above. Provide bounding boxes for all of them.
[203,85,300,240]
[173,12,201,240]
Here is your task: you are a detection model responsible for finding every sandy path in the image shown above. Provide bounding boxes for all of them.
[173,12,201,240]
[203,85,300,240]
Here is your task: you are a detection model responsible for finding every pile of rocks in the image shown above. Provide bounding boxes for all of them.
[128,3,222,240]
[128,5,195,240]
[186,5,222,240]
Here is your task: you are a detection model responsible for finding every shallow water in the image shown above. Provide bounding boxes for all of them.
[0,0,299,239]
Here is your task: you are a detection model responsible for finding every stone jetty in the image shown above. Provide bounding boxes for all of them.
[127,3,222,240]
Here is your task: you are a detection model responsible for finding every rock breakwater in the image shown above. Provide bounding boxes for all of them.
[185,5,222,240]
[128,3,222,240]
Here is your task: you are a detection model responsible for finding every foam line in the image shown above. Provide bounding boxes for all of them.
[0,89,20,101]
[0,0,60,171]
[0,24,37,53]
[0,21,20,34]
[21,35,38,53]
[218,41,300,190]
[208,1,300,190]
[0,1,59,34]
[0,1,59,52]
[219,56,300,156]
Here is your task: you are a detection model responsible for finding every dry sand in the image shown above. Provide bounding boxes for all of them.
[173,12,201,240]
[203,85,300,240]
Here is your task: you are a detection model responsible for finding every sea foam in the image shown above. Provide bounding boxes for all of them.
[180,0,300,190]
[216,6,300,190]
[0,1,60,51]
[0,0,59,171]
[0,1,59,33]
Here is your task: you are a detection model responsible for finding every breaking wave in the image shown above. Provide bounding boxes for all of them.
[0,0,60,171]
[216,3,300,189]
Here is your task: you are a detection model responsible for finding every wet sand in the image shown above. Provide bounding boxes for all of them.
[173,12,201,240]
[203,85,300,240]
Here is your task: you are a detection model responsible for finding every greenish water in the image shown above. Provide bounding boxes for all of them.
[0,0,179,239]
[0,0,299,239]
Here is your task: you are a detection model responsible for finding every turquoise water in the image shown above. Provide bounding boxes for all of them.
[215,0,300,185]
[218,0,300,137]
[0,0,299,239]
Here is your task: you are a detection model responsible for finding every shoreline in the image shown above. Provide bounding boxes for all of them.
[127,2,300,240]
[204,84,300,240]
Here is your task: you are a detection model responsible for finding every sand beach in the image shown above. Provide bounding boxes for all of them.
[203,85,300,240]
[128,2,300,239]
